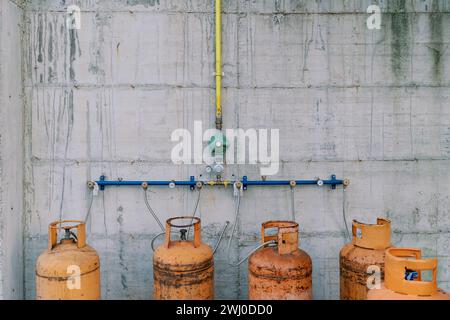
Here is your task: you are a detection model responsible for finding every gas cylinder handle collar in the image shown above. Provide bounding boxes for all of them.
[48,220,87,250]
[165,217,202,248]
[385,247,438,296]
[352,218,391,250]
[261,221,299,255]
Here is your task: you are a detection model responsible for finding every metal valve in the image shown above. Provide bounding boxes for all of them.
[343,179,350,188]
[213,164,224,174]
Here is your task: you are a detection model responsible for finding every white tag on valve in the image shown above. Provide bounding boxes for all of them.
[93,182,99,196]
[233,182,243,197]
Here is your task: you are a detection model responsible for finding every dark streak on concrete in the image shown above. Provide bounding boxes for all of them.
[37,13,43,63]
[126,0,160,8]
[69,28,81,81]
[47,21,53,62]
[429,0,443,83]
[389,0,410,81]
[117,208,129,293]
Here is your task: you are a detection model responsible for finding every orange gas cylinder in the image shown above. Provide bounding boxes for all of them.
[367,247,450,300]
[340,218,391,300]
[153,217,214,300]
[248,221,312,300]
[36,221,101,300]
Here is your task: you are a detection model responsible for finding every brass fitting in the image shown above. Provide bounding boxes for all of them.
[196,181,204,189]
[290,180,297,188]
[87,181,95,189]
[141,182,149,190]
[343,179,350,188]
[235,182,242,189]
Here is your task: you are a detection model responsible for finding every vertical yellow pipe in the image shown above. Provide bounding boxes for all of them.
[215,0,223,130]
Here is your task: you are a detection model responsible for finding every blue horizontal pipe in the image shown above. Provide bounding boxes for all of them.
[94,175,344,189]
[96,180,197,186]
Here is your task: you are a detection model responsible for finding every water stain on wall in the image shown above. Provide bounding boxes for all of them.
[429,0,443,83]
[126,0,160,7]
[69,29,81,81]
[389,0,410,81]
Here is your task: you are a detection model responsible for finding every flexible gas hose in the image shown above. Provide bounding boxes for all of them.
[213,221,230,255]
[144,188,165,232]
[291,187,296,221]
[227,240,277,267]
[151,232,166,252]
[187,188,202,237]
[226,192,241,257]
[342,187,350,240]
[84,189,94,223]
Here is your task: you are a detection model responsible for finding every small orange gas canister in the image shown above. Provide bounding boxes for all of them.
[368,247,450,300]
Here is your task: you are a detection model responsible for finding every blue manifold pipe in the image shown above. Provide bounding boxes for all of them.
[93,175,347,191]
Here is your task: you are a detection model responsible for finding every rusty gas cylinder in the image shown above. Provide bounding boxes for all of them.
[36,221,101,300]
[153,217,214,300]
[339,218,391,300]
[367,247,450,300]
[248,221,312,300]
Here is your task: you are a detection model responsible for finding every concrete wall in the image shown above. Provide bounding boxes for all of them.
[0,0,24,300]
[17,0,450,299]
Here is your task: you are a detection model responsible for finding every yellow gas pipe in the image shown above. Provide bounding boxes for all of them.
[215,0,223,130]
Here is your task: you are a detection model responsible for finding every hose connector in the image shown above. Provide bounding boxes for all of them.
[343,179,350,188]
[141,182,149,190]
[196,181,204,190]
